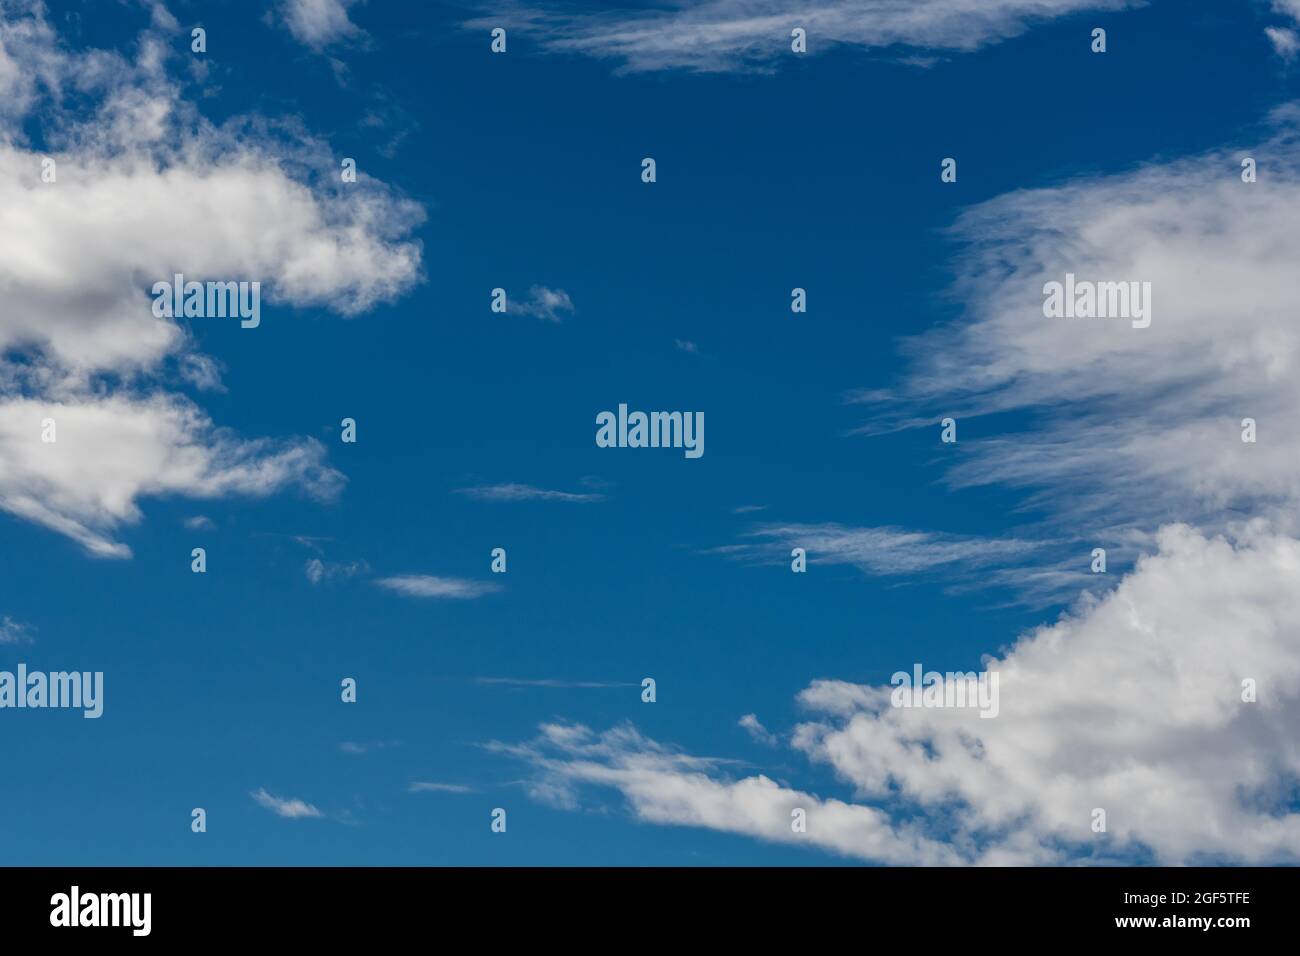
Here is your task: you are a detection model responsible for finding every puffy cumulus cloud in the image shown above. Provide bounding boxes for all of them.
[0,1,63,122]
[790,525,1300,864]
[0,135,422,380]
[0,394,341,558]
[469,0,1133,74]
[278,0,366,52]
[501,526,1300,864]
[852,106,1300,539]
[1267,26,1300,60]
[0,1,421,554]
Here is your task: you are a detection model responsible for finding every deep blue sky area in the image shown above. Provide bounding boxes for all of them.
[1,0,1295,864]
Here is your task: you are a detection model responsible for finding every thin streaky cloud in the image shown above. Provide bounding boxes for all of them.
[455,483,605,503]
[340,740,401,754]
[0,615,34,645]
[250,788,323,819]
[374,575,502,599]
[467,0,1135,74]
[510,285,574,322]
[408,782,476,794]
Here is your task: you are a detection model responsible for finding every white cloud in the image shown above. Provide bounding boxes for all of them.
[250,787,323,819]
[0,2,421,555]
[0,143,423,377]
[494,105,1300,865]
[789,525,1300,864]
[739,713,779,746]
[0,615,34,645]
[674,338,699,354]
[341,740,400,754]
[1275,1,1300,23]
[492,722,961,863]
[178,353,226,393]
[1267,26,1300,59]
[454,482,604,503]
[501,526,1300,864]
[408,781,475,793]
[853,106,1300,541]
[184,515,214,531]
[374,575,502,599]
[716,521,1117,607]
[471,0,1135,74]
[509,285,574,322]
[278,0,365,51]
[0,394,340,558]
[725,522,1042,574]
[305,557,368,584]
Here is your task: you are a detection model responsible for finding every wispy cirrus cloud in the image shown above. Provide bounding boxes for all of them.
[250,788,323,819]
[852,105,1300,542]
[374,575,502,599]
[455,482,605,503]
[408,781,475,794]
[468,0,1134,74]
[509,285,574,322]
[713,520,1109,607]
[341,740,401,754]
[721,522,1042,574]
[0,615,34,645]
[491,721,960,863]
[305,557,369,584]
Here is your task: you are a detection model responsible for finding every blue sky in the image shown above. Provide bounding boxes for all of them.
[3,0,1300,865]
